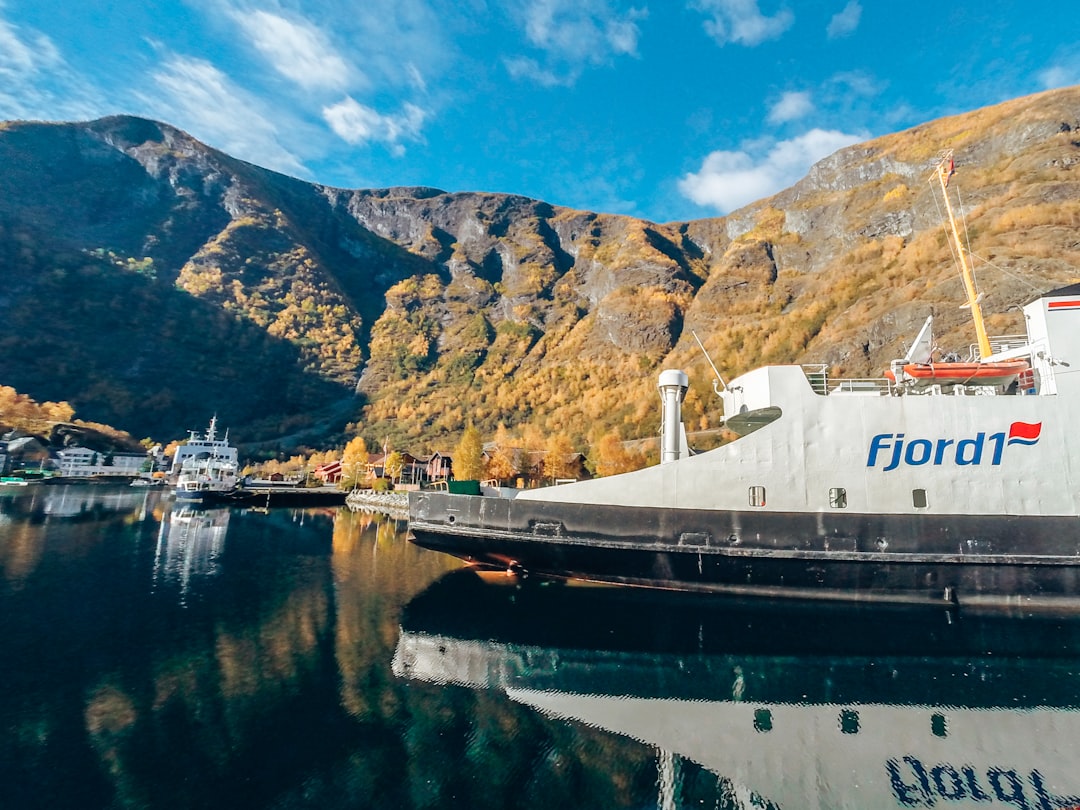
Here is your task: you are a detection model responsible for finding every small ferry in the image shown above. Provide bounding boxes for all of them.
[172,416,239,503]
[407,154,1080,609]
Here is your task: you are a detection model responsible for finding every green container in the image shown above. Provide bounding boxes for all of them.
[447,479,482,495]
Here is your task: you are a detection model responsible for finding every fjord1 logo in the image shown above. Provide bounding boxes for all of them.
[867,422,1042,471]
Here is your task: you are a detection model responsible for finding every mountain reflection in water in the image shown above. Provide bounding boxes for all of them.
[395,569,1080,810]
[3,483,1080,809]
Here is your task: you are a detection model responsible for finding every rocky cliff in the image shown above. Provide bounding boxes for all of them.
[1,86,1077,450]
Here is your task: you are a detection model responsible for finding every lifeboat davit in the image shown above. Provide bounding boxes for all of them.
[886,360,1029,387]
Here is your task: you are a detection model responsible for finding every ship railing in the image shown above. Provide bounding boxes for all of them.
[828,377,894,395]
[801,364,893,396]
[801,364,829,394]
[967,334,1029,361]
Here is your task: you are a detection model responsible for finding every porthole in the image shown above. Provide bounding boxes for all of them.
[912,489,928,509]
[754,708,773,732]
[931,713,948,738]
[839,709,860,734]
[829,487,848,508]
[749,486,766,507]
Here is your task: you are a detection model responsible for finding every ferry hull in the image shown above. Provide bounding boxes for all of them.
[408,491,1080,608]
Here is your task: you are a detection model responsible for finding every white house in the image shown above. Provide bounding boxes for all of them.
[56,446,149,478]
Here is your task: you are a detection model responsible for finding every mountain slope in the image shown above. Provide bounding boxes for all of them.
[1,87,1078,450]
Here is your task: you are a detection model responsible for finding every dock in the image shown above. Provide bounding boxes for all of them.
[209,486,347,507]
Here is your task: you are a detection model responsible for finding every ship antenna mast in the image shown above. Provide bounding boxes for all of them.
[691,330,727,394]
[935,150,992,360]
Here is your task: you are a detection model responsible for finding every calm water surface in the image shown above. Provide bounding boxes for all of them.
[2,484,1080,810]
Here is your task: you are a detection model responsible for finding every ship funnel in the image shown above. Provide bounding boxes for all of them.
[658,369,689,464]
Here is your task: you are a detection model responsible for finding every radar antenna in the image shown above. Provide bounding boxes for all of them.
[691,330,727,395]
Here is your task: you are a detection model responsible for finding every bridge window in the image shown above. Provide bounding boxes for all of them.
[913,489,928,508]
[829,487,847,508]
[749,486,766,507]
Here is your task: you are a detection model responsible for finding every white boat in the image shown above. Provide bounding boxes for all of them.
[407,153,1080,609]
[130,477,164,487]
[171,416,239,503]
[175,456,238,502]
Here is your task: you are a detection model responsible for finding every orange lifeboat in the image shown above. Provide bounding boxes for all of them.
[885,360,1029,387]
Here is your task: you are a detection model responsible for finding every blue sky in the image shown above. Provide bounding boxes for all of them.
[2,1,1078,223]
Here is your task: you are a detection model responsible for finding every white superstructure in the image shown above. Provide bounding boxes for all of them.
[170,416,238,474]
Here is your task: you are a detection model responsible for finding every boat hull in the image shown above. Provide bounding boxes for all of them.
[408,491,1080,608]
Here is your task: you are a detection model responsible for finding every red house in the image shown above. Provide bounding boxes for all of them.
[313,460,343,484]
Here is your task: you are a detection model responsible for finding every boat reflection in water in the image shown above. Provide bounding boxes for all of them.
[153,505,230,597]
[394,570,1080,810]
[0,482,162,521]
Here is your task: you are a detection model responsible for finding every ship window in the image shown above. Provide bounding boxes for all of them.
[839,709,860,734]
[753,708,773,733]
[913,489,928,508]
[749,486,766,507]
[931,713,948,738]
[829,487,847,508]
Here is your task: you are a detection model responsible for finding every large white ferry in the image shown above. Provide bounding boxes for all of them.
[408,155,1080,609]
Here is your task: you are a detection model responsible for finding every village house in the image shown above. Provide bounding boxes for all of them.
[313,460,343,484]
[55,446,149,478]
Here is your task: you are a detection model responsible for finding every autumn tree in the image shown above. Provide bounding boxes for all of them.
[384,450,404,485]
[591,432,648,477]
[453,422,485,481]
[340,436,369,489]
[485,423,517,485]
[0,386,75,433]
[543,433,578,482]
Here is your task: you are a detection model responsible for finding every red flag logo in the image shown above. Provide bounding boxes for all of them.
[1007,421,1042,445]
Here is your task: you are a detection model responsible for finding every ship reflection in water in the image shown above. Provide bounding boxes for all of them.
[153,505,230,597]
[394,570,1080,810]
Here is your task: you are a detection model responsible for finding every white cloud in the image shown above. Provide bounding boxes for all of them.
[0,10,107,121]
[323,96,426,154]
[0,15,60,77]
[521,0,642,57]
[767,90,813,124]
[678,128,864,213]
[1039,62,1080,90]
[691,0,793,47]
[229,9,352,91]
[507,0,645,84]
[142,55,307,177]
[826,1,861,39]
[505,56,566,87]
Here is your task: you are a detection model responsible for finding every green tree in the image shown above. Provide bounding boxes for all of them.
[452,422,485,481]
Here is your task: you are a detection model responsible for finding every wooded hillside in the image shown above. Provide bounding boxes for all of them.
[1,86,1077,453]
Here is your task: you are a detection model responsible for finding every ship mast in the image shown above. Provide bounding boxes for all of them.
[935,150,992,361]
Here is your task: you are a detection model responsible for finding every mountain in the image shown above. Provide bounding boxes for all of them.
[1,87,1078,452]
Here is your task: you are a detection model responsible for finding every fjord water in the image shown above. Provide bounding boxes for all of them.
[3,485,1080,810]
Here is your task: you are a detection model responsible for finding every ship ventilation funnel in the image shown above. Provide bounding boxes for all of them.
[658,369,690,464]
